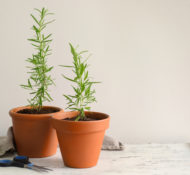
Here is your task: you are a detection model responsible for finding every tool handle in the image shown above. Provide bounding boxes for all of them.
[11,161,25,168]
[0,160,12,167]
[0,160,24,168]
[13,156,30,164]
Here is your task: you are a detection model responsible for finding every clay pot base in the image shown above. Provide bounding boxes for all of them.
[17,107,60,114]
[52,111,110,168]
[9,106,64,158]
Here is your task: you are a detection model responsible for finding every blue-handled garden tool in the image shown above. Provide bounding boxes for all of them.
[0,155,52,172]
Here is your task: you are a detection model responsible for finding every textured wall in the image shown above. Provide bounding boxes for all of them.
[1,0,190,143]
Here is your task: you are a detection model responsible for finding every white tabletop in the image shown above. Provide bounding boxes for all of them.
[1,144,190,175]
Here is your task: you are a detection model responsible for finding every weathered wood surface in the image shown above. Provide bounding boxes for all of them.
[1,144,190,175]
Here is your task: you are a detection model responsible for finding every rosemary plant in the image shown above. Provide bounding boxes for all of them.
[21,8,55,111]
[61,43,100,121]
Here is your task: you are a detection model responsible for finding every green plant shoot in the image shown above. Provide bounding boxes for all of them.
[60,43,100,121]
[21,8,55,111]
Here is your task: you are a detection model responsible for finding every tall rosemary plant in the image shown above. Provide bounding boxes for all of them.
[21,8,55,111]
[61,43,100,121]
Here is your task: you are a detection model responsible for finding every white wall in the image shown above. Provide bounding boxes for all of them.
[1,0,190,143]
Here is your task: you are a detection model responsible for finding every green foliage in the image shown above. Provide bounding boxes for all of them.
[60,43,100,121]
[21,8,55,111]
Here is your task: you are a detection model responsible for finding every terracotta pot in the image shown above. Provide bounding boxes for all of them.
[9,106,64,158]
[51,111,110,168]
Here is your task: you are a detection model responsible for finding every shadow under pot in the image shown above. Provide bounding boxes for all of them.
[9,106,64,158]
[51,111,110,168]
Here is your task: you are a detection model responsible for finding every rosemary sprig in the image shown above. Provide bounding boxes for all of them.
[21,8,55,111]
[60,43,100,121]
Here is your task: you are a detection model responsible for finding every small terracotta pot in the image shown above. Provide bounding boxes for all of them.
[9,106,64,158]
[51,111,110,168]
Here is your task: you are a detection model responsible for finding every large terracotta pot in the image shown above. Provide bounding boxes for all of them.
[51,111,110,168]
[9,106,64,158]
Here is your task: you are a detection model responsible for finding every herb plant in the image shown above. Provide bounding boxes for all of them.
[61,43,100,121]
[21,8,55,111]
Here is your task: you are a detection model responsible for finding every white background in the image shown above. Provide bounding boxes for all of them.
[1,0,190,143]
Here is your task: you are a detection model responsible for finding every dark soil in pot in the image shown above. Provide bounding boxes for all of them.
[17,107,60,114]
[64,116,98,121]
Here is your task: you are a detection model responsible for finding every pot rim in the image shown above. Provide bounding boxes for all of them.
[9,106,63,119]
[52,111,110,123]
[51,111,110,134]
